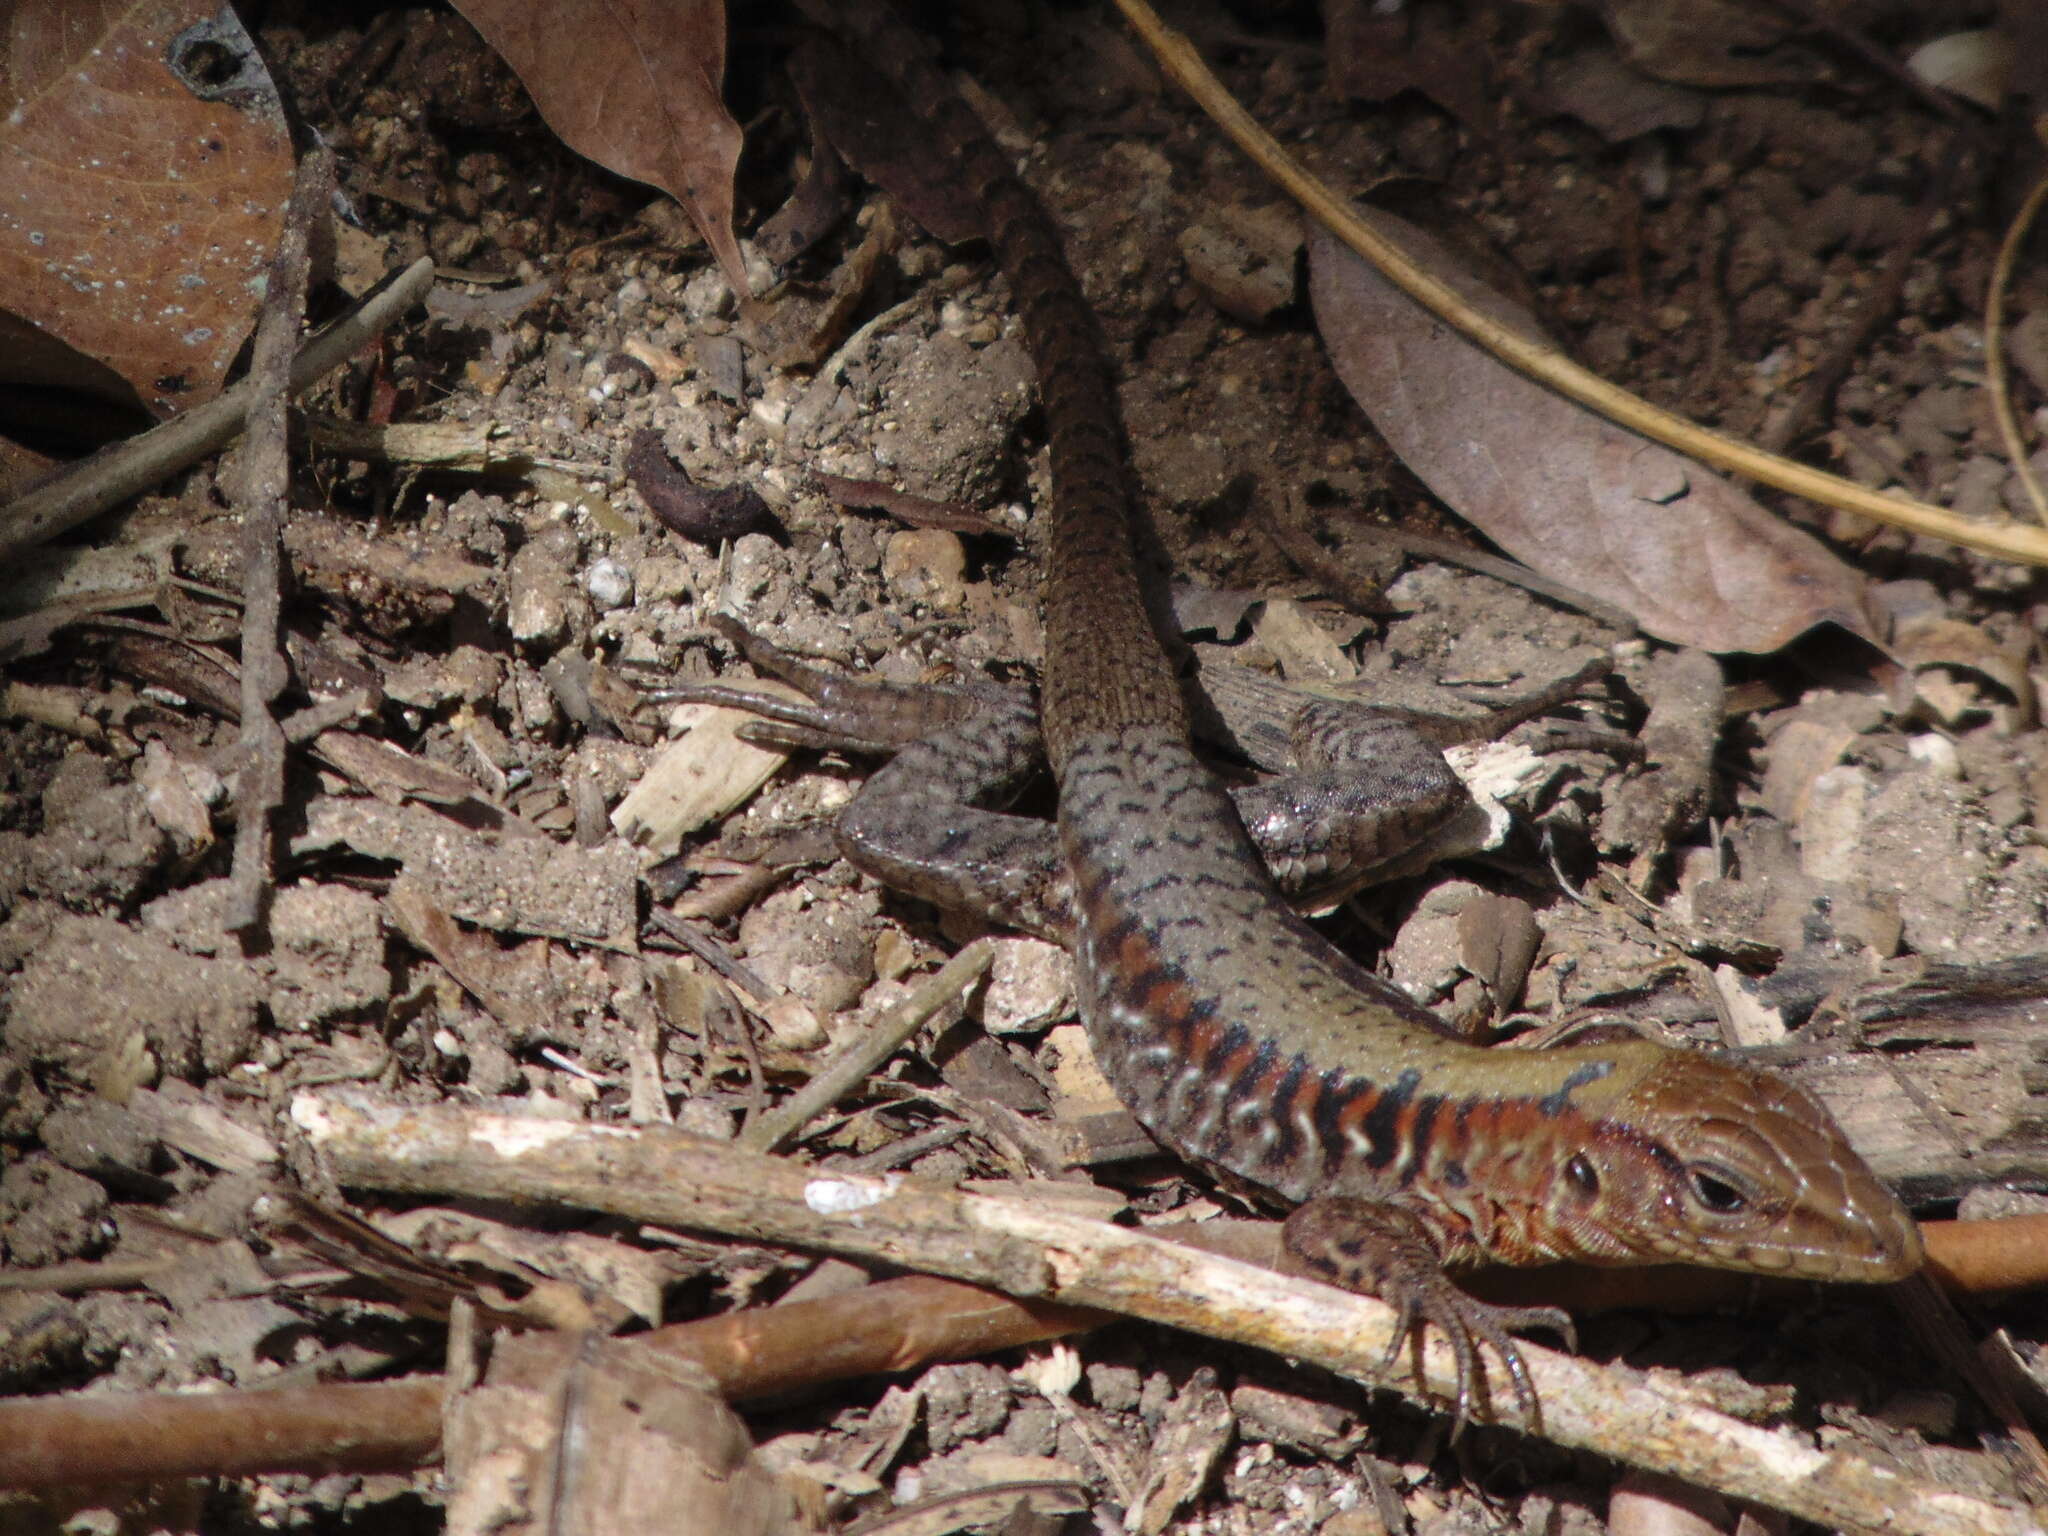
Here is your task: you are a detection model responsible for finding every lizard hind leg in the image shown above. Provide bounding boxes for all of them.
[666,616,1074,941]
[656,614,1022,756]
[1280,1196,1575,1433]
[1218,657,1619,909]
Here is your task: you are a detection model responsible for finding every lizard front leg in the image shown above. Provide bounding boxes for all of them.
[1280,1197,1574,1431]
[1217,656,1615,908]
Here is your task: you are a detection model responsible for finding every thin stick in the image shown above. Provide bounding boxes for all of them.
[0,1273,1093,1488]
[0,1203,2020,1493]
[225,150,332,936]
[294,1093,2034,1536]
[0,257,436,561]
[1110,0,2048,569]
[738,939,995,1152]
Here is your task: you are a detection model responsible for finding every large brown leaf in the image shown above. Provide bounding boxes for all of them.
[0,0,293,418]
[449,0,748,298]
[1307,217,1876,653]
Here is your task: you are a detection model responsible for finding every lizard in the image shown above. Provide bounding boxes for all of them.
[685,0,1926,1423]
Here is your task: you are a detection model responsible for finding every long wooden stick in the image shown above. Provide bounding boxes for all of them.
[291,1092,2036,1536]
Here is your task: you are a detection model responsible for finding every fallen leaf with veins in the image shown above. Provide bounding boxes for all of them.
[449,0,748,299]
[0,0,293,418]
[1308,216,1878,654]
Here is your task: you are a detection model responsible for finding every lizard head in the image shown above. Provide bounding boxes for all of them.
[1530,1049,1923,1282]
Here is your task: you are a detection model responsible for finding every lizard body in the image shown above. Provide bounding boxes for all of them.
[726,0,1924,1418]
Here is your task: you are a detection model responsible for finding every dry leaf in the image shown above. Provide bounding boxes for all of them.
[1539,47,1705,143]
[1324,0,1494,142]
[448,0,749,298]
[785,32,981,247]
[1905,30,2009,112]
[1307,217,1877,653]
[0,0,293,417]
[1598,0,1823,88]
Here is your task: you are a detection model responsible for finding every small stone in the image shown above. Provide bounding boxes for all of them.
[506,540,576,646]
[882,528,968,611]
[584,557,635,611]
[979,937,1074,1035]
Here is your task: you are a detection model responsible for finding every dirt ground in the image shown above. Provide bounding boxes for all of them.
[4,1,2048,1532]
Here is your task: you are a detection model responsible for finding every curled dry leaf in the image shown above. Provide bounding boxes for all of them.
[1597,0,1823,88]
[1905,30,2009,113]
[785,32,982,248]
[1323,0,1494,143]
[0,0,293,418]
[447,0,749,299]
[1307,218,1877,654]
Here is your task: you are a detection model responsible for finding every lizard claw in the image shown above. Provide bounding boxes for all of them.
[1383,1284,1574,1435]
[1282,1197,1574,1432]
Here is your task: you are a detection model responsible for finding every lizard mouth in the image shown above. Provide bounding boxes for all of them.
[1672,1207,1924,1283]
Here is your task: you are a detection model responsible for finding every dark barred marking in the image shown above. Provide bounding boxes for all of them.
[1439,1159,1468,1189]
[1117,963,1174,1008]
[1221,1036,1280,1110]
[1539,1059,1615,1118]
[1197,1015,1246,1073]
[1401,1096,1442,1188]
[1072,866,1120,913]
[1266,1054,1310,1169]
[1357,1067,1424,1171]
[1312,1067,1371,1158]
[1101,909,1144,944]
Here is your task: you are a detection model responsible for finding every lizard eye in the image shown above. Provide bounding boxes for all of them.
[1564,1154,1599,1196]
[1687,1164,1750,1214]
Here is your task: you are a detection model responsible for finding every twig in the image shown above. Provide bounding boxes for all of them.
[0,1207,2023,1494]
[225,150,332,937]
[1110,0,2048,568]
[1895,1271,2048,1501]
[0,256,436,561]
[291,1092,2037,1536]
[0,1378,446,1489]
[1274,506,1639,633]
[1985,171,2048,525]
[738,939,995,1152]
[301,415,590,476]
[0,1273,1092,1488]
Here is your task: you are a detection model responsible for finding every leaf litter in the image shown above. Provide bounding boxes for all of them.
[4,2,2048,1531]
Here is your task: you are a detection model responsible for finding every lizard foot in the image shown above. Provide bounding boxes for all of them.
[655,614,1018,755]
[1281,1196,1575,1432]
